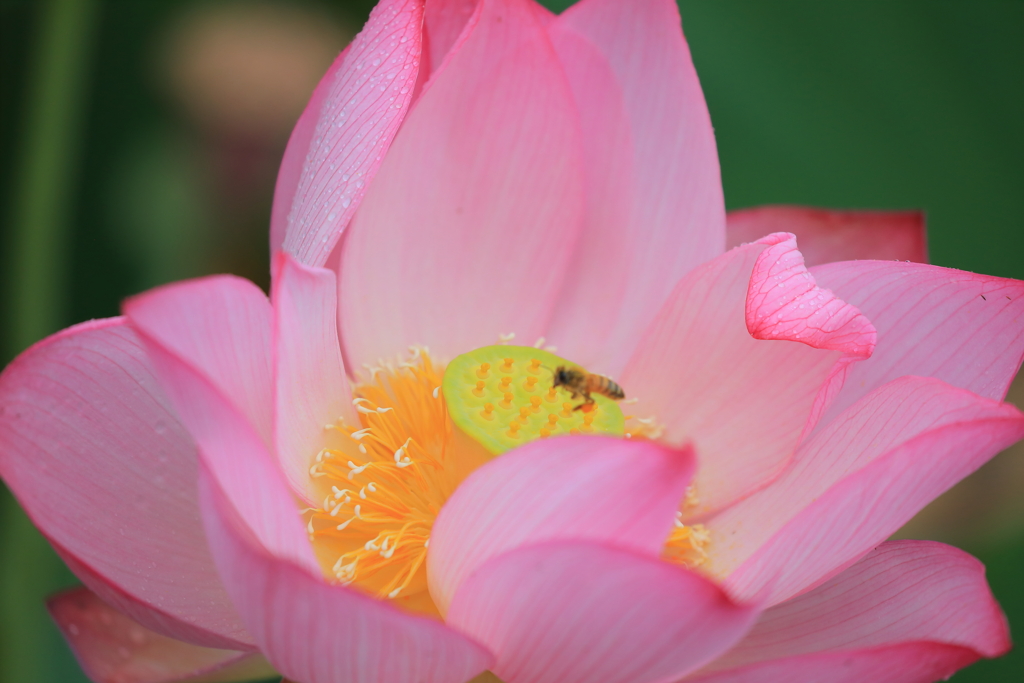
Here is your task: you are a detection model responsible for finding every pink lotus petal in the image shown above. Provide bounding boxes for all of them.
[48,587,273,683]
[270,46,350,259]
[620,235,871,518]
[746,233,876,357]
[124,276,274,445]
[0,318,249,648]
[280,0,425,267]
[199,465,493,683]
[545,0,726,375]
[533,3,555,25]
[543,20,633,371]
[422,0,477,82]
[811,260,1024,427]
[338,0,583,367]
[271,252,353,504]
[428,435,694,614]
[447,542,758,683]
[125,279,319,575]
[727,206,928,267]
[709,377,1024,605]
[686,643,978,683]
[690,540,1006,682]
[706,541,1007,670]
[54,547,253,654]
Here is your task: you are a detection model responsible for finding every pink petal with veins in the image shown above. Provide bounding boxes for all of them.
[811,260,1024,427]
[428,435,694,613]
[339,0,583,368]
[711,377,1024,604]
[622,234,873,519]
[125,279,319,574]
[546,0,726,375]
[271,252,353,503]
[49,587,272,683]
[448,542,758,683]
[0,319,248,648]
[690,540,1006,682]
[279,0,425,267]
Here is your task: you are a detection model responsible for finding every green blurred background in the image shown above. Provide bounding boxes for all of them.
[0,0,1021,680]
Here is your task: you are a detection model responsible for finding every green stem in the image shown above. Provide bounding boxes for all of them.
[2,1,98,681]
[5,0,98,356]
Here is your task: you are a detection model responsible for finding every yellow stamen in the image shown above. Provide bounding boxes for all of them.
[304,350,486,617]
[663,513,711,569]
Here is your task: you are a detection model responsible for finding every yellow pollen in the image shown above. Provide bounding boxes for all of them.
[304,349,486,617]
[663,518,711,569]
[442,345,625,456]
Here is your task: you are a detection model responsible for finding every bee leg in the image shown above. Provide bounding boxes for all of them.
[573,395,595,412]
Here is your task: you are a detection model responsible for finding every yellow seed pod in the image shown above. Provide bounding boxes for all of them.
[443,345,624,456]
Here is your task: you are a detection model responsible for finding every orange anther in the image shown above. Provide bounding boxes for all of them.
[501,392,514,409]
[570,428,580,435]
[477,362,491,379]
[524,376,538,391]
[480,403,495,420]
[561,401,573,417]
[501,357,514,373]
[545,387,558,403]
[500,376,513,388]
[579,424,593,433]
[473,380,486,397]
[547,413,558,425]
[530,396,542,408]
[519,407,531,419]
[583,412,595,425]
[539,428,551,438]
[506,421,521,438]
[528,359,542,374]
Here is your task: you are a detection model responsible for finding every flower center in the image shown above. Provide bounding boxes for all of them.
[303,344,706,616]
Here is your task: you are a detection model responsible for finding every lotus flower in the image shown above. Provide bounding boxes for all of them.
[2,1,1023,682]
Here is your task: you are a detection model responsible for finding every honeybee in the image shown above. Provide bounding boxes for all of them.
[552,366,625,410]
